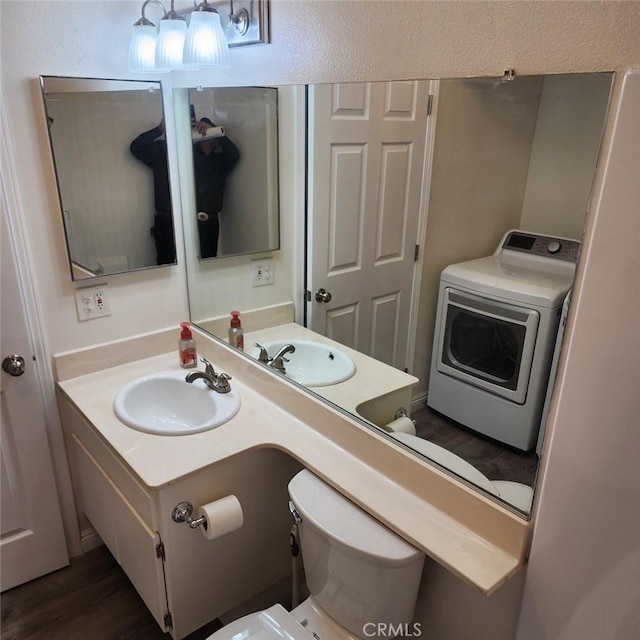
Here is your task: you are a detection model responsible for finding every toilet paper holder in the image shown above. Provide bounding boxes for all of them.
[171,501,207,530]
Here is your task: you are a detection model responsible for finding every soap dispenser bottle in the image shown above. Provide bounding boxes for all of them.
[228,311,244,351]
[179,322,197,369]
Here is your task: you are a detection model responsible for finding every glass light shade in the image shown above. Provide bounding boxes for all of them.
[184,11,228,67]
[129,24,162,73]
[155,17,188,70]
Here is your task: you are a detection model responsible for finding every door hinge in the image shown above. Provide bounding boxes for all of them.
[414,244,420,262]
[427,94,434,116]
[305,289,311,302]
[164,612,173,629]
[155,542,165,560]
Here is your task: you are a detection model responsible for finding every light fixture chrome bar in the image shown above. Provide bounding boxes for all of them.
[216,0,270,47]
[229,0,250,36]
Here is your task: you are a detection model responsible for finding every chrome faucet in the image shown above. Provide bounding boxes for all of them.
[253,342,296,373]
[254,343,270,363]
[185,357,232,394]
[268,344,296,373]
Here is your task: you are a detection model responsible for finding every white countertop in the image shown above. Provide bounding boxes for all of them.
[59,350,357,488]
[55,329,530,595]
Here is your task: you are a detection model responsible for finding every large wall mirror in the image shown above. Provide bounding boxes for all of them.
[40,76,176,280]
[183,72,613,518]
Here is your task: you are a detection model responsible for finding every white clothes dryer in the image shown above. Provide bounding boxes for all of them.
[427,230,580,451]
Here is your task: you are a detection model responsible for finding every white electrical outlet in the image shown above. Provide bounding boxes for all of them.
[252,257,274,287]
[75,284,111,321]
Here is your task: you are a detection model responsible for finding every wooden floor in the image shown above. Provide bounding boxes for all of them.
[0,546,221,640]
[411,405,539,487]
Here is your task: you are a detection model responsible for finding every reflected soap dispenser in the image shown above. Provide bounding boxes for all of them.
[228,311,244,351]
[179,322,197,369]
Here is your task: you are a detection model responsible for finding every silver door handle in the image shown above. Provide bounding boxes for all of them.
[2,355,26,377]
[315,288,332,303]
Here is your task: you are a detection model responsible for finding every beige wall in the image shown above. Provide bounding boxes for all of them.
[516,68,640,640]
[520,73,613,238]
[414,76,543,392]
[2,2,640,639]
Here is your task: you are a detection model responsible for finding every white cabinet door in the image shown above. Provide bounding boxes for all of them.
[0,206,68,591]
[72,434,168,632]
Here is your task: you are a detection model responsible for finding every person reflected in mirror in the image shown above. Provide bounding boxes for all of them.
[191,117,240,258]
[130,117,240,261]
[129,119,175,265]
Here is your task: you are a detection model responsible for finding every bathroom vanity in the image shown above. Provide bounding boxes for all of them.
[58,360,303,638]
[55,327,531,639]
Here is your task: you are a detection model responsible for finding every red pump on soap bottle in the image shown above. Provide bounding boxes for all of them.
[179,322,197,368]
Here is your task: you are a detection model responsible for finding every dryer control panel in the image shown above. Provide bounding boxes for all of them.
[500,231,581,263]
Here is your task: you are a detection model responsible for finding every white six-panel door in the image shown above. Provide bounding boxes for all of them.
[307,81,430,370]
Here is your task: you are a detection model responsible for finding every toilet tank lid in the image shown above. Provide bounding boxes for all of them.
[288,470,422,565]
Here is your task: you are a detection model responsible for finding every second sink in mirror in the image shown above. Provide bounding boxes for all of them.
[251,340,356,387]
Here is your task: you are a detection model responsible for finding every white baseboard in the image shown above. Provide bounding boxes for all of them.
[411,390,428,414]
[80,526,104,554]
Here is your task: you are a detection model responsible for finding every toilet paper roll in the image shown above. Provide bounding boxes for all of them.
[382,416,416,436]
[192,125,226,142]
[197,496,244,541]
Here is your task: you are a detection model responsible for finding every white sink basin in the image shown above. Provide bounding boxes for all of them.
[251,340,356,387]
[113,370,240,435]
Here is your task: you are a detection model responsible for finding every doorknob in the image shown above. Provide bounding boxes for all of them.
[2,355,26,377]
[315,288,332,303]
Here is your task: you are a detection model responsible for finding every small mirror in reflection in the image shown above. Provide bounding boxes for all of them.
[185,86,280,259]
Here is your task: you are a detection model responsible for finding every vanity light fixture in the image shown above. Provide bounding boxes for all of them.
[129,0,270,73]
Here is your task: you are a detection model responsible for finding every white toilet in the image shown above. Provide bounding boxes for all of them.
[388,432,534,513]
[207,469,425,640]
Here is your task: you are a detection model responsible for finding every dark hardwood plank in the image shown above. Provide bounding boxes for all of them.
[1,546,221,640]
[411,405,539,487]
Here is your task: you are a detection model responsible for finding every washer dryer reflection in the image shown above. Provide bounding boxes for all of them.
[427,230,580,451]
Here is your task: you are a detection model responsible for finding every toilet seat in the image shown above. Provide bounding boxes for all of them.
[206,599,360,640]
[388,432,534,512]
[492,480,534,513]
[206,604,307,640]
[388,432,499,495]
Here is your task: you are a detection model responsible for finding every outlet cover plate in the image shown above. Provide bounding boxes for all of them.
[252,258,274,287]
[75,284,111,321]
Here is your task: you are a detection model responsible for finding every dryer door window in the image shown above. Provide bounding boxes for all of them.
[447,311,525,387]
[437,288,540,404]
